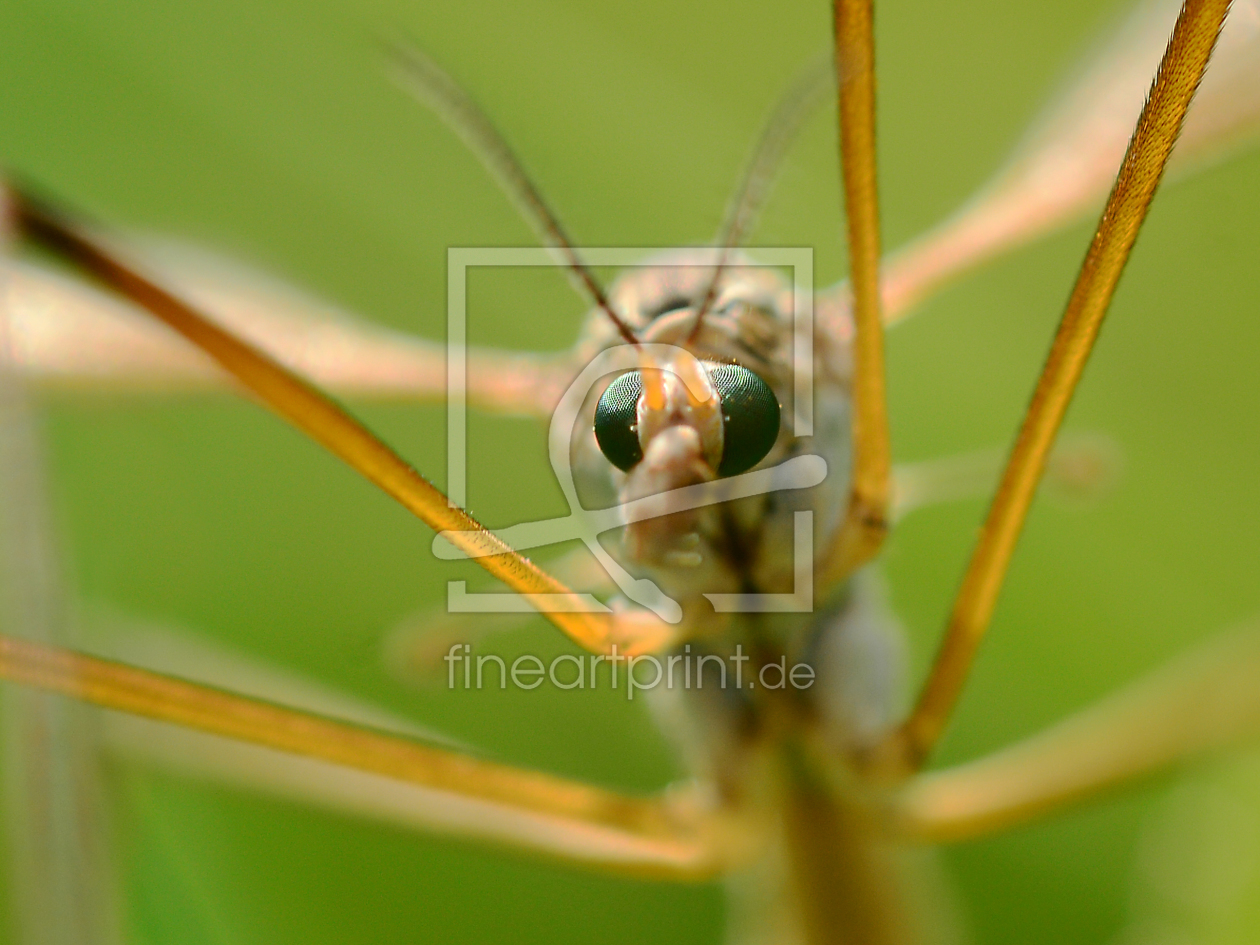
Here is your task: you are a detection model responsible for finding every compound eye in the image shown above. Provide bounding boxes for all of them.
[593,371,644,472]
[709,363,780,476]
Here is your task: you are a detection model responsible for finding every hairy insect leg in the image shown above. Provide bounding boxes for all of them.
[817,0,893,590]
[78,616,732,878]
[3,247,578,413]
[817,0,1260,328]
[890,0,1233,771]
[889,619,1260,844]
[7,192,680,656]
[0,631,738,879]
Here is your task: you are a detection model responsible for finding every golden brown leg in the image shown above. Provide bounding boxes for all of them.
[3,250,578,412]
[818,0,892,590]
[890,620,1260,843]
[8,193,677,655]
[0,632,733,879]
[889,0,1233,771]
[817,0,1260,328]
[385,545,616,682]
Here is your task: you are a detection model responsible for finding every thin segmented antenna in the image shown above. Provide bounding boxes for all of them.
[388,42,639,346]
[688,52,834,344]
[892,0,1234,771]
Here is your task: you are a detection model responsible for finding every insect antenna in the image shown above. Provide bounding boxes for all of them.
[688,52,834,343]
[388,41,639,346]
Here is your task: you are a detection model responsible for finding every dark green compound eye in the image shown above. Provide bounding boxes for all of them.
[593,364,780,476]
[708,363,781,476]
[593,371,645,472]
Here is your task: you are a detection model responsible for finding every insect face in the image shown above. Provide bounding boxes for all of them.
[594,362,780,477]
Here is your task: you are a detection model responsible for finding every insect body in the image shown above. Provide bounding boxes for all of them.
[574,256,908,941]
[1,2,1260,944]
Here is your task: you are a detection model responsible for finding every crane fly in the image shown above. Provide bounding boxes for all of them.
[1,0,1260,943]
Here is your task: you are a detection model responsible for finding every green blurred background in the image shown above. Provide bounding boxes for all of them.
[1,0,1259,942]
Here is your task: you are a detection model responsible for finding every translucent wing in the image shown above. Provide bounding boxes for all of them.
[3,239,577,415]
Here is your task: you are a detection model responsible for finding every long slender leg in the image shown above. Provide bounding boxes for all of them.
[889,620,1260,844]
[888,0,1234,772]
[102,714,726,879]
[4,249,577,414]
[88,618,465,748]
[8,194,676,655]
[7,8,1258,394]
[817,0,892,589]
[82,617,735,877]
[0,632,733,879]
[818,0,1260,328]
